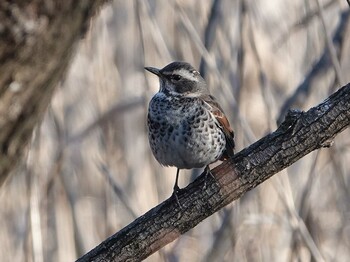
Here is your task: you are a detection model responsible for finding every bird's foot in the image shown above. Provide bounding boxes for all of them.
[172,185,182,209]
[203,166,215,189]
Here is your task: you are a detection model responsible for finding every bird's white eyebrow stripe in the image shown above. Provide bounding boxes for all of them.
[164,68,199,82]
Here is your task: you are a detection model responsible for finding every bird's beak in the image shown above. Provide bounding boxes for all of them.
[145,66,161,77]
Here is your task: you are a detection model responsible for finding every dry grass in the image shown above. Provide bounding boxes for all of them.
[1,0,350,261]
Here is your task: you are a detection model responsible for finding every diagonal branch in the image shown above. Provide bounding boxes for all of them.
[77,83,350,261]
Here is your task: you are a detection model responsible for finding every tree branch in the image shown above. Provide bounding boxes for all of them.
[77,83,350,261]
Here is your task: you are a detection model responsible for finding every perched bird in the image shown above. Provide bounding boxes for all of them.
[145,61,235,201]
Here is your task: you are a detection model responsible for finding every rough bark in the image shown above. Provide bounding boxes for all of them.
[77,83,350,262]
[0,0,108,186]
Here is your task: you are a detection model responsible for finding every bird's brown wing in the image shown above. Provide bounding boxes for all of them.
[201,94,235,159]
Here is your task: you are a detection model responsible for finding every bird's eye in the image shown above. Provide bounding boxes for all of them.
[171,74,182,81]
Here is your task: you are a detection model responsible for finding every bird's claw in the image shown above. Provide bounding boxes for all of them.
[172,187,182,209]
[203,166,215,189]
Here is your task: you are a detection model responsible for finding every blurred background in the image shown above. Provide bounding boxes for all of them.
[1,0,350,261]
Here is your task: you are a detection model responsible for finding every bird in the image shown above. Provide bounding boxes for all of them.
[145,61,235,203]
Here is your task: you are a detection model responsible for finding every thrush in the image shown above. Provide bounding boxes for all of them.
[145,61,235,203]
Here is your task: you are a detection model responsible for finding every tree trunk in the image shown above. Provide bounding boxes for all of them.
[0,0,108,186]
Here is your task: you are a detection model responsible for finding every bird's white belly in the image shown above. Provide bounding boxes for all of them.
[147,93,226,169]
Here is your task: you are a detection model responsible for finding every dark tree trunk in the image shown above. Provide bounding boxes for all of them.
[0,0,108,186]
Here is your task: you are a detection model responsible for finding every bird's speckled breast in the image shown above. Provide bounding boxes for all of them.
[147,91,226,169]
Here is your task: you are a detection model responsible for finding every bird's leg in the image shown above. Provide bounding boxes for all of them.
[172,168,182,208]
[203,165,215,189]
[173,168,180,192]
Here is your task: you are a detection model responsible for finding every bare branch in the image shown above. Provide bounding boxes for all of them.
[77,83,350,261]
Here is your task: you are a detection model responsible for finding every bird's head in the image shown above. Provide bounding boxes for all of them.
[145,62,208,96]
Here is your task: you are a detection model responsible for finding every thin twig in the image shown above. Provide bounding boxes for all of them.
[275,0,337,47]
[97,162,138,219]
[277,11,350,124]
[68,97,144,144]
[199,0,222,77]
[315,0,344,86]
